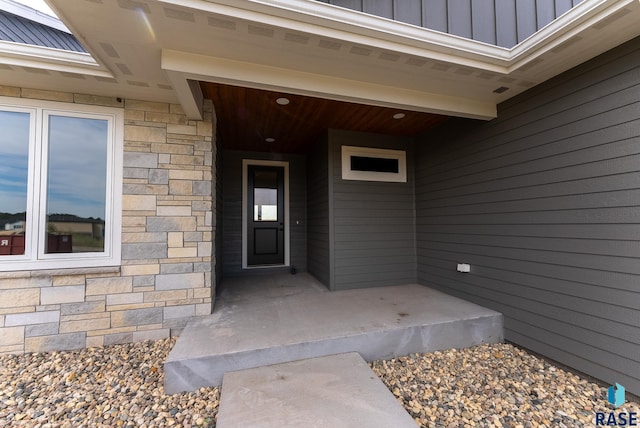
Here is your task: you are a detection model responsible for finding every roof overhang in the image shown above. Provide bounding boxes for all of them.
[1,0,638,120]
[0,40,110,77]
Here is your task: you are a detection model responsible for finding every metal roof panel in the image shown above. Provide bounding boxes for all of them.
[0,9,85,52]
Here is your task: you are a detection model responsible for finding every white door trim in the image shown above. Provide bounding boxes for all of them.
[242,159,290,269]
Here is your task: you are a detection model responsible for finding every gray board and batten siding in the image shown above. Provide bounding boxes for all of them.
[214,136,223,293]
[315,0,583,47]
[415,36,640,395]
[307,134,332,287]
[221,150,307,278]
[327,130,417,291]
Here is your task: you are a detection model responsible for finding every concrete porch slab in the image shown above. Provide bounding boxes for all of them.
[164,273,503,393]
[216,352,418,428]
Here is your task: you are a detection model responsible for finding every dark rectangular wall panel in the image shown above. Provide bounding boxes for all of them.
[362,0,394,19]
[307,135,331,288]
[415,36,640,395]
[516,0,538,43]
[423,0,448,33]
[328,0,362,10]
[471,0,496,45]
[329,130,416,290]
[495,0,518,47]
[447,0,472,39]
[222,150,307,277]
[394,0,422,27]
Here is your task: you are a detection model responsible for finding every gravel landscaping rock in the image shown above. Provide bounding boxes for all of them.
[0,338,218,427]
[1,340,637,427]
[371,343,640,427]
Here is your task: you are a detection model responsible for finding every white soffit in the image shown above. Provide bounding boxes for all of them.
[155,0,640,119]
[9,0,640,118]
[163,0,640,70]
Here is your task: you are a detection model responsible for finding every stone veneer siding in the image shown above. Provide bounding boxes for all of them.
[0,86,216,354]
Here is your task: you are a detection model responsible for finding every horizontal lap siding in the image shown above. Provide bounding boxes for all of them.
[222,150,307,277]
[316,0,580,47]
[329,130,416,290]
[415,37,640,394]
[307,136,331,287]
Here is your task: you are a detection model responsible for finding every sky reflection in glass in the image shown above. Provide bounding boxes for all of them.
[46,115,108,220]
[0,111,30,216]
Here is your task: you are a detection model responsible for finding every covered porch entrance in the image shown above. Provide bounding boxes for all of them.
[165,273,502,393]
[213,82,450,289]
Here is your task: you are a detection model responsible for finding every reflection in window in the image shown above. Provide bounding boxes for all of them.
[0,111,30,256]
[45,115,108,253]
[253,170,278,221]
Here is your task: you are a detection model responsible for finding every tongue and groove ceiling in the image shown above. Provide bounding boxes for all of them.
[200,82,450,153]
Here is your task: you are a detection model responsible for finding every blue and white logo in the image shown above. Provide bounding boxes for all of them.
[609,383,626,408]
[596,384,637,426]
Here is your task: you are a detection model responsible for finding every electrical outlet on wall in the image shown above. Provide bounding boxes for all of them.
[457,263,471,273]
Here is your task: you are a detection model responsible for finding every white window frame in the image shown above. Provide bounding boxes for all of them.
[341,145,407,183]
[0,96,123,271]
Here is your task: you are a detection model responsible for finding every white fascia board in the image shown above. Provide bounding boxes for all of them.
[0,0,70,33]
[162,49,497,120]
[0,40,113,77]
[507,0,638,72]
[163,0,637,74]
[159,0,511,73]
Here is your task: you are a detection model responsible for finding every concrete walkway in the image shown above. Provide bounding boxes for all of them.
[216,352,418,428]
[165,274,502,393]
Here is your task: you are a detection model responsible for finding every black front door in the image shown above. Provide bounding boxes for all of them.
[247,165,285,266]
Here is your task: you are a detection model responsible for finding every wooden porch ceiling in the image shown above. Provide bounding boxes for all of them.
[200,82,450,154]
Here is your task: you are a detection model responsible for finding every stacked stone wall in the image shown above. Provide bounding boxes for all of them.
[0,86,216,353]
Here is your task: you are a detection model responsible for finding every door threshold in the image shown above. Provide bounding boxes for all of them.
[244,264,288,270]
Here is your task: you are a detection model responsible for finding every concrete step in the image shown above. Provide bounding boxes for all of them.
[216,352,418,428]
[164,278,502,394]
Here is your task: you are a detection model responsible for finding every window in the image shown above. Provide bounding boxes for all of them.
[341,145,407,182]
[253,170,279,222]
[0,97,123,271]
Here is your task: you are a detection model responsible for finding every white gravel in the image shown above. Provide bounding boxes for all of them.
[0,339,637,427]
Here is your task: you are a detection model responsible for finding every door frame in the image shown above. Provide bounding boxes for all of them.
[242,159,290,269]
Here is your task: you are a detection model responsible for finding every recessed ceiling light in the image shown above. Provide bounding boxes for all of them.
[393,113,406,120]
[276,97,290,105]
[265,137,275,143]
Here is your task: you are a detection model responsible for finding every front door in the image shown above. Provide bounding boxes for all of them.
[247,165,285,266]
